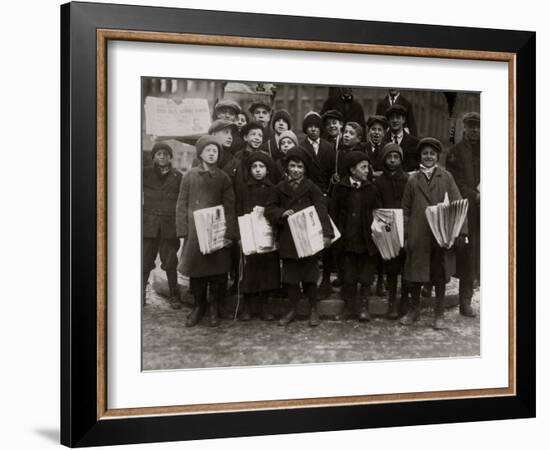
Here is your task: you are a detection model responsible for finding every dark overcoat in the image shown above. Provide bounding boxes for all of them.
[374,168,410,209]
[320,96,366,132]
[143,166,182,239]
[386,133,420,172]
[300,137,337,194]
[446,138,480,280]
[176,166,236,278]
[265,178,333,260]
[402,167,466,283]
[329,177,380,256]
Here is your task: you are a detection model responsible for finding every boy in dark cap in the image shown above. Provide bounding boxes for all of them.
[385,104,420,172]
[208,119,239,178]
[214,99,246,155]
[143,142,183,309]
[446,112,480,317]
[321,87,366,134]
[265,147,334,327]
[374,143,410,318]
[330,151,380,321]
[321,109,344,148]
[376,88,418,137]
[249,101,273,145]
[262,109,292,160]
[366,115,389,173]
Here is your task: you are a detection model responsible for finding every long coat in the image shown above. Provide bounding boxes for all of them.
[143,167,182,239]
[402,167,466,283]
[446,138,480,280]
[374,168,409,209]
[375,94,418,137]
[300,137,337,194]
[176,166,236,278]
[265,178,333,260]
[386,133,420,172]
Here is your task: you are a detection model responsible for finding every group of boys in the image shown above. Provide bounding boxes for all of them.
[143,88,480,329]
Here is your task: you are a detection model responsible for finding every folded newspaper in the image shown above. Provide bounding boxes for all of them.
[371,209,404,261]
[238,206,277,255]
[287,206,340,258]
[425,193,469,249]
[193,205,227,255]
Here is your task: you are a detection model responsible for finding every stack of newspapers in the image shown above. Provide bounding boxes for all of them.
[288,206,340,258]
[238,206,277,255]
[371,209,404,260]
[425,193,469,249]
[193,205,227,255]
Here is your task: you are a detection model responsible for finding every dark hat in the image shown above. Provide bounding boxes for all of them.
[279,130,298,147]
[417,137,443,154]
[214,99,241,115]
[344,121,364,139]
[208,119,238,134]
[195,135,223,160]
[367,115,388,129]
[379,142,403,162]
[462,112,480,124]
[344,151,370,174]
[322,109,344,124]
[272,109,292,129]
[248,100,272,114]
[246,151,273,173]
[385,104,408,118]
[302,111,323,133]
[241,121,265,137]
[151,142,173,159]
[285,146,310,173]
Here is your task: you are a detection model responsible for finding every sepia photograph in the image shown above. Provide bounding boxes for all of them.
[141,77,481,371]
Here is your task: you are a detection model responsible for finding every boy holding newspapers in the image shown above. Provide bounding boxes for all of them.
[400,138,468,330]
[265,147,334,327]
[176,135,236,328]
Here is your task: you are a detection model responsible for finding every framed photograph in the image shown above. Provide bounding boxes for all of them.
[61,1,535,447]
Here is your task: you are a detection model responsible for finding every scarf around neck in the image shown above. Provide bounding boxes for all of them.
[419,164,437,181]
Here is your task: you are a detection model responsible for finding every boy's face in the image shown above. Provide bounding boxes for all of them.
[464,121,480,143]
[325,118,343,138]
[216,107,237,123]
[420,146,438,168]
[153,149,172,167]
[274,118,289,134]
[287,159,305,180]
[200,144,219,165]
[368,123,386,144]
[342,125,360,147]
[389,113,406,133]
[250,161,267,181]
[385,152,402,171]
[350,160,370,182]
[244,128,263,150]
[306,124,321,141]
[236,113,247,130]
[279,137,295,154]
[213,128,233,148]
[253,107,271,126]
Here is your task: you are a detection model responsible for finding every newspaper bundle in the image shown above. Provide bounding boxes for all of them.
[371,209,404,261]
[193,205,227,255]
[238,206,277,255]
[287,206,341,258]
[425,193,469,249]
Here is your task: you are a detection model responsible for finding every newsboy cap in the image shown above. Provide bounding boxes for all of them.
[208,119,238,134]
[151,142,173,159]
[322,109,344,123]
[417,137,443,154]
[248,100,272,114]
[214,99,242,115]
[367,115,389,129]
[462,112,480,124]
[385,104,408,118]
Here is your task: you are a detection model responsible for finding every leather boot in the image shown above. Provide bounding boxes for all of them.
[279,304,296,326]
[186,293,206,327]
[459,297,476,317]
[400,297,420,325]
[432,298,446,330]
[261,296,275,321]
[309,302,320,327]
[358,298,371,322]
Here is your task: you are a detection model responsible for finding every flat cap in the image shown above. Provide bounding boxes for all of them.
[214,99,241,114]
[462,112,480,124]
[417,137,443,154]
[385,104,408,118]
[367,115,388,128]
[208,119,238,134]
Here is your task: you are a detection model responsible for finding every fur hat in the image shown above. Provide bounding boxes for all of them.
[248,100,272,114]
[322,109,344,124]
[241,121,265,137]
[462,112,480,124]
[214,99,241,115]
[417,137,443,154]
[367,115,388,129]
[302,111,323,133]
[279,130,299,147]
[246,151,273,173]
[272,109,292,130]
[151,142,173,159]
[285,146,310,173]
[385,104,408,118]
[208,119,238,134]
[379,142,403,162]
[195,135,223,161]
[344,151,370,174]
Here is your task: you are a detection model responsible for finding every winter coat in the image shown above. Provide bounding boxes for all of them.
[446,138,480,280]
[300,137,337,194]
[375,94,418,137]
[329,177,380,255]
[175,165,236,278]
[265,178,333,260]
[386,132,420,172]
[374,168,409,209]
[142,166,182,239]
[402,167,466,283]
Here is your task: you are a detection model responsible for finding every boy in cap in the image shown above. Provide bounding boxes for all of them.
[265,147,334,327]
[321,87,366,134]
[374,143,410,318]
[400,137,467,330]
[366,115,389,173]
[385,104,420,172]
[249,101,273,144]
[176,135,236,327]
[143,142,183,309]
[208,119,239,178]
[275,129,298,177]
[330,151,381,321]
[446,112,480,317]
[214,99,245,155]
[376,89,418,137]
[321,109,344,148]
[262,109,292,160]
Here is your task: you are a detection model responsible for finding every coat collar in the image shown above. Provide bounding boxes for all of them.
[279,177,313,198]
[415,166,442,203]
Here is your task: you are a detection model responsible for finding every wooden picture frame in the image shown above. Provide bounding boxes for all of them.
[61,1,535,446]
